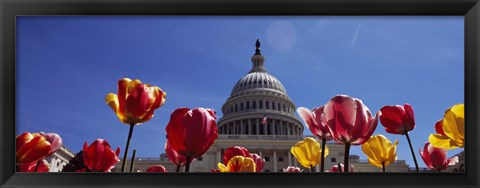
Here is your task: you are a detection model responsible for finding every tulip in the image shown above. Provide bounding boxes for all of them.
[326,164,355,172]
[18,159,49,172]
[83,139,121,172]
[211,169,221,172]
[282,166,303,172]
[290,137,328,172]
[361,135,398,172]
[297,106,333,172]
[223,146,251,164]
[38,132,63,157]
[218,156,256,172]
[146,165,168,172]
[250,153,265,172]
[429,104,464,150]
[165,141,191,172]
[106,78,166,172]
[379,104,420,172]
[419,142,459,172]
[16,132,52,165]
[166,107,218,172]
[323,95,379,172]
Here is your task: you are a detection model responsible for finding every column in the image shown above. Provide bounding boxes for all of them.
[280,121,283,136]
[273,150,278,172]
[227,124,230,134]
[256,118,260,135]
[240,120,244,135]
[288,150,292,166]
[248,119,252,135]
[272,120,276,136]
[263,119,267,135]
[316,164,320,172]
[259,150,263,158]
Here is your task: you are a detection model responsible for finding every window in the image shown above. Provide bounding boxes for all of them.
[272,101,275,110]
[230,106,233,113]
[283,104,286,112]
[241,103,244,111]
[331,158,336,163]
[198,157,203,161]
[278,103,281,111]
[260,100,263,109]
[266,101,269,109]
[247,101,250,110]
[265,157,270,161]
[253,101,256,109]
[278,157,284,162]
[235,104,238,112]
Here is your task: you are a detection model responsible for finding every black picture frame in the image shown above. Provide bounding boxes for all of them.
[1,0,479,188]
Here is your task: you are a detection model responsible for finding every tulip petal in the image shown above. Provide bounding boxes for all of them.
[139,87,166,123]
[297,107,320,137]
[166,107,190,155]
[117,78,132,118]
[434,120,446,135]
[428,133,459,150]
[106,93,128,123]
[16,136,52,164]
[403,104,416,131]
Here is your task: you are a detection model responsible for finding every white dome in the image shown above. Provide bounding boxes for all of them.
[230,71,287,98]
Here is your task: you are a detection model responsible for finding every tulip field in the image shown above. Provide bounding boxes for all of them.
[16,78,464,173]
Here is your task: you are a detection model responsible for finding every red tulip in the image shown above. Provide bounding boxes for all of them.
[250,153,265,172]
[297,106,332,140]
[419,142,459,172]
[39,132,63,156]
[326,164,355,172]
[165,107,218,159]
[282,166,303,172]
[146,165,168,172]
[165,141,190,166]
[16,132,52,165]
[82,139,121,172]
[324,95,379,145]
[211,169,221,172]
[18,159,49,172]
[223,146,251,164]
[379,104,415,134]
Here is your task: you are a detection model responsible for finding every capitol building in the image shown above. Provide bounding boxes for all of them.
[114,39,412,173]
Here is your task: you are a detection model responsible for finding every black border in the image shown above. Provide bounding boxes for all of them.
[1,0,479,188]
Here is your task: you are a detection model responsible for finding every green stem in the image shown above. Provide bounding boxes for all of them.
[310,165,315,172]
[338,163,342,172]
[185,156,191,172]
[404,131,419,172]
[129,149,136,172]
[121,123,135,172]
[344,143,351,173]
[320,137,326,172]
[382,162,385,173]
[176,165,181,172]
[34,160,41,172]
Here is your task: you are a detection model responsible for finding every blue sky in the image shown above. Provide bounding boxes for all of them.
[16,16,464,169]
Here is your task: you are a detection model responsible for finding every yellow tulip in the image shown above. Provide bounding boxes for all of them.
[218,156,256,172]
[290,137,328,169]
[428,104,464,149]
[361,135,398,169]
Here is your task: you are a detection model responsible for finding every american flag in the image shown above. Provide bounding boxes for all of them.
[261,114,267,125]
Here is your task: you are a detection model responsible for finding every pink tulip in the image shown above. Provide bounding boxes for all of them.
[324,95,379,145]
[146,165,168,172]
[39,132,63,156]
[297,106,332,140]
[419,142,458,172]
[326,164,355,172]
[323,95,378,172]
[83,139,121,172]
[250,153,265,172]
[282,166,303,172]
[379,104,415,134]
